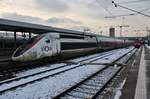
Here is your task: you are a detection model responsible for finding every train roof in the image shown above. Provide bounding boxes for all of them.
[95,34,124,40]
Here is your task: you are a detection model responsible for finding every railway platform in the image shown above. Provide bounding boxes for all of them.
[120,46,149,99]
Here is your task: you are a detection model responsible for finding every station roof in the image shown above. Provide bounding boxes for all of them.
[0,18,85,35]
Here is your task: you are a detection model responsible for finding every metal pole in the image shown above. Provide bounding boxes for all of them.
[14,31,17,48]
[29,32,31,39]
[148,30,150,45]
[120,26,122,37]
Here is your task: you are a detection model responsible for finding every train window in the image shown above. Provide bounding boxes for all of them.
[46,39,50,43]
[60,34,84,39]
[19,34,45,51]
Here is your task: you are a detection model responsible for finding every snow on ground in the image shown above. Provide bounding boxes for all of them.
[116,49,137,64]
[92,47,133,64]
[15,63,66,77]
[145,44,150,49]
[0,64,80,92]
[70,46,133,63]
[69,47,131,63]
[69,49,116,63]
[114,78,126,99]
[0,65,105,99]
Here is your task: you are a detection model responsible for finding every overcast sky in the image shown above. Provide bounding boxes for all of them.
[0,0,150,37]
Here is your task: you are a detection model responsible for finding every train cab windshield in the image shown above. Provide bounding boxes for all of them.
[13,34,45,57]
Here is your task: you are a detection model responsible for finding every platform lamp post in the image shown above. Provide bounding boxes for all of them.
[148,30,150,45]
[14,31,17,49]
[148,29,150,45]
[29,32,31,39]
[119,26,122,37]
[146,27,150,45]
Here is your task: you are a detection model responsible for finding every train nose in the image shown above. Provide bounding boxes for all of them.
[12,47,33,62]
[12,48,25,61]
[12,53,35,62]
[12,54,24,62]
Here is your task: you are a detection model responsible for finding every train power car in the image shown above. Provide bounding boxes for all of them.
[133,40,142,48]
[12,32,133,62]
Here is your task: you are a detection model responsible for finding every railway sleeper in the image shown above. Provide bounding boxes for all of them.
[78,85,100,91]
[67,90,93,98]
[74,87,98,94]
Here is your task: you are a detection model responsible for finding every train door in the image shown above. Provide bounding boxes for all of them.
[50,33,60,55]
[52,38,60,55]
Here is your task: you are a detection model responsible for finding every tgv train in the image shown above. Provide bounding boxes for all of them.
[12,32,133,62]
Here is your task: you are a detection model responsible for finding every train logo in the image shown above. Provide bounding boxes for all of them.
[41,46,52,52]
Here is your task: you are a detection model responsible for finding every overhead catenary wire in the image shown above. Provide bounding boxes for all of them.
[105,13,135,18]
[118,0,148,4]
[112,1,150,18]
[105,7,150,18]
[96,0,113,15]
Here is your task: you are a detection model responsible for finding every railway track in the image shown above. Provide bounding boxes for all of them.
[53,66,122,99]
[0,47,135,97]
[0,51,115,93]
[53,48,137,99]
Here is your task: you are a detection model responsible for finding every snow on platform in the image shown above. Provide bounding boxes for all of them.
[145,44,150,49]
[134,48,147,99]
